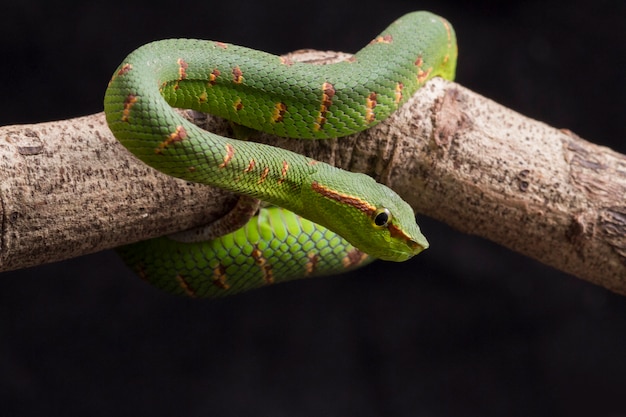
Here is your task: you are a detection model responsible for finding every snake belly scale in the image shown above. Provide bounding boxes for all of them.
[104,11,457,297]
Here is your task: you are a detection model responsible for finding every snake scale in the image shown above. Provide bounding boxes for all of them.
[105,11,457,297]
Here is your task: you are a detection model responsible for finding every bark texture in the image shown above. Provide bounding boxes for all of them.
[1,51,624,293]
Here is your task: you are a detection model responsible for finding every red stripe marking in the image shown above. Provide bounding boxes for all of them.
[175,274,197,297]
[252,247,274,284]
[365,92,377,123]
[415,55,433,84]
[218,144,235,168]
[314,82,335,131]
[388,223,421,250]
[175,58,188,90]
[122,94,138,122]
[177,58,188,80]
[369,34,393,44]
[305,252,319,275]
[212,264,230,289]
[232,66,243,84]
[394,82,404,106]
[277,160,289,184]
[271,102,287,123]
[155,125,188,154]
[440,18,454,65]
[342,249,369,268]
[417,67,433,84]
[109,63,132,86]
[208,69,220,86]
[280,56,294,66]
[310,181,376,215]
[117,63,132,76]
[244,159,256,173]
[258,166,270,184]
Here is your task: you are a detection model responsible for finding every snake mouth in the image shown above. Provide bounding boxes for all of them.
[386,223,429,260]
[408,238,429,255]
[403,239,429,260]
[377,238,428,262]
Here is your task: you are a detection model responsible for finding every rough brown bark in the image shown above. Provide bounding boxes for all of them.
[1,51,624,293]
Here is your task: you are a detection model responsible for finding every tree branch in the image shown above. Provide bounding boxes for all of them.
[1,50,624,294]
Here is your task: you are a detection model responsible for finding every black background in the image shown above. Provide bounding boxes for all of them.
[1,0,625,416]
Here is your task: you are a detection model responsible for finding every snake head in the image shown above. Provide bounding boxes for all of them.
[367,189,430,262]
[304,172,428,262]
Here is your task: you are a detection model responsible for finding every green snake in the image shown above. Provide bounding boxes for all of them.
[104,11,457,297]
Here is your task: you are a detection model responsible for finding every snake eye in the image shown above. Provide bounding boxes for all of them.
[373,208,392,228]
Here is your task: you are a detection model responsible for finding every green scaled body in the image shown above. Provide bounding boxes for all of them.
[118,207,373,298]
[104,11,457,297]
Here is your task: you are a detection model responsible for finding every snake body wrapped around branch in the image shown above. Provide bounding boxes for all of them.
[104,11,457,297]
